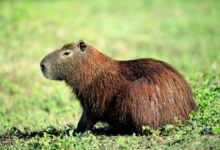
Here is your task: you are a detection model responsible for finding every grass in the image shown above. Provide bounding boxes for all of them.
[0,0,219,149]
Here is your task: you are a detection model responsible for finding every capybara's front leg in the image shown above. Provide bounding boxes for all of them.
[75,111,95,135]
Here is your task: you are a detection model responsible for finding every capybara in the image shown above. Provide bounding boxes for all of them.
[40,40,197,134]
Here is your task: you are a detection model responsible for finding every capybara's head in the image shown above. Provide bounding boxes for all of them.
[40,40,89,81]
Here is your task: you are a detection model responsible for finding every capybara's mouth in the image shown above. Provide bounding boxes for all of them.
[41,68,63,81]
[55,76,63,81]
[41,69,49,79]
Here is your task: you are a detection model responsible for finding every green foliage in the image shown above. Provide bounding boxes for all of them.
[117,136,130,149]
[0,0,219,149]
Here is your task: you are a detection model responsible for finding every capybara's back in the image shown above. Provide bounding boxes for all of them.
[40,40,197,134]
[112,59,196,133]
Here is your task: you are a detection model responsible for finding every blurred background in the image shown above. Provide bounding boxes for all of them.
[0,0,219,133]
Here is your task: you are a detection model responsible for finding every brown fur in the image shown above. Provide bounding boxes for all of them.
[40,40,197,134]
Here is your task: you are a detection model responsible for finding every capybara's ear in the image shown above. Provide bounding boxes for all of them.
[78,40,87,51]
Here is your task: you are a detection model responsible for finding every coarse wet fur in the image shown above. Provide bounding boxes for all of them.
[40,40,197,135]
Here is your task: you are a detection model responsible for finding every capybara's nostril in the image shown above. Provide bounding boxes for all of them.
[40,62,46,72]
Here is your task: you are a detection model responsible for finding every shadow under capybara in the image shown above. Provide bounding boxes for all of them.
[40,40,197,134]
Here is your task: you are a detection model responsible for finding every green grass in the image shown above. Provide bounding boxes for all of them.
[0,0,219,149]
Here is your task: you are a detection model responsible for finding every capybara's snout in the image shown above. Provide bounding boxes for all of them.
[40,56,52,80]
[40,61,46,73]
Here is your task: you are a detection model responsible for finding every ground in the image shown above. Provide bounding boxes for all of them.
[0,0,219,149]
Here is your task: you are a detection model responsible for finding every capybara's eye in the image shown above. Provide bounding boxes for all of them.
[63,50,72,56]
